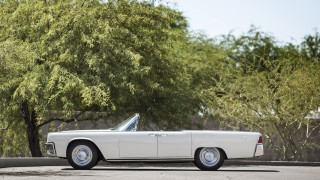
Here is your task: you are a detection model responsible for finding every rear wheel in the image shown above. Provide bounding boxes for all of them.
[67,141,99,170]
[194,147,224,171]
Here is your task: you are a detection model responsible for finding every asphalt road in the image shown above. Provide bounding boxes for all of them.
[0,165,319,180]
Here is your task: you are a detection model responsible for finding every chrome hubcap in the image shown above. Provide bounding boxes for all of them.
[77,151,87,161]
[204,151,215,161]
[199,148,220,167]
[72,145,92,166]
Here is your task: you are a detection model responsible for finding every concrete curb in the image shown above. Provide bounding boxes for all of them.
[0,158,69,168]
[1,158,320,168]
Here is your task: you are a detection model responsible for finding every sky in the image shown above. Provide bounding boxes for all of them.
[168,0,320,44]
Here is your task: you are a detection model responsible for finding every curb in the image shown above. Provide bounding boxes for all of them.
[0,158,68,168]
[1,158,320,168]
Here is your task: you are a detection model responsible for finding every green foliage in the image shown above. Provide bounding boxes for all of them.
[208,29,320,161]
[219,27,279,73]
[0,0,201,156]
[301,31,320,62]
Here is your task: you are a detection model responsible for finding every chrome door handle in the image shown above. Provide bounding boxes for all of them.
[159,134,167,137]
[149,134,156,137]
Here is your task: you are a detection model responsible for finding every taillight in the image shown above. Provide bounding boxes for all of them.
[258,136,263,144]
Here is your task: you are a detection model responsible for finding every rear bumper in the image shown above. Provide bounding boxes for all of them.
[45,142,57,157]
[254,144,264,157]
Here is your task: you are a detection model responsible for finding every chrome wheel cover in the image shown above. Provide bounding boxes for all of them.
[71,145,93,166]
[199,148,220,167]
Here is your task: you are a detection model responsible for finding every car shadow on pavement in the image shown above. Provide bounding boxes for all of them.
[220,169,279,172]
[61,168,279,172]
[62,168,200,171]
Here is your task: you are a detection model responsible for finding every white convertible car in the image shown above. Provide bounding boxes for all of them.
[46,114,263,170]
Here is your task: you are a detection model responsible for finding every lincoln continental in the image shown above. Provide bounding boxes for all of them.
[45,114,263,170]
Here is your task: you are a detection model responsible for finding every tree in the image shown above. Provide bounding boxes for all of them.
[301,31,320,63]
[219,26,279,74]
[206,29,320,160]
[0,0,199,157]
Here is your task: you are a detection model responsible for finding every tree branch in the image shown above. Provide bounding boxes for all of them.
[1,120,13,131]
[36,111,86,128]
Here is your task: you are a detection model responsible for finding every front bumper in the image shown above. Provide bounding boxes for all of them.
[45,142,57,156]
[254,144,264,157]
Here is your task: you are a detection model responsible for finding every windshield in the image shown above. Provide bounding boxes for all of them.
[112,114,139,131]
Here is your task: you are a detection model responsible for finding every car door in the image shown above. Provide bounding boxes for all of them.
[118,131,157,158]
[157,131,192,158]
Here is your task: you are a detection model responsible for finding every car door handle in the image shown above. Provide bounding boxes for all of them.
[149,134,157,137]
[158,134,167,137]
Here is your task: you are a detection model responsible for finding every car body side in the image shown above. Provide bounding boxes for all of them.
[46,130,263,160]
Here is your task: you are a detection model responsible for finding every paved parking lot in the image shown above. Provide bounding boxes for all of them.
[1,165,319,180]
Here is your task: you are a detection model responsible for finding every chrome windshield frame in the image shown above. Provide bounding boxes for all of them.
[112,113,140,131]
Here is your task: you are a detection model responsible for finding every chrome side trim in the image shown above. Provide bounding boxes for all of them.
[106,158,194,162]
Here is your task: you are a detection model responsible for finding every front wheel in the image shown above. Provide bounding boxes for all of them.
[67,141,99,170]
[194,147,225,171]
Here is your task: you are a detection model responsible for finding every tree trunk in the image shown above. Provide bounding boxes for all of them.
[20,101,42,157]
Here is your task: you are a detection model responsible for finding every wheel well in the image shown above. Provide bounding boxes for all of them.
[195,147,228,160]
[217,148,228,160]
[67,140,105,161]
